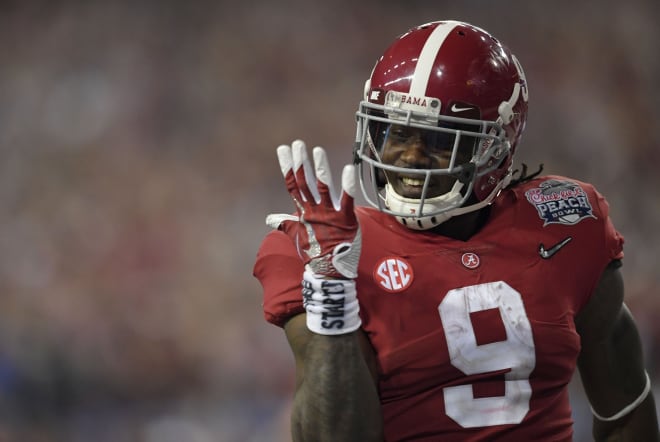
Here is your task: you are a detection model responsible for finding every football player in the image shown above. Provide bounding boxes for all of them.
[254,20,659,441]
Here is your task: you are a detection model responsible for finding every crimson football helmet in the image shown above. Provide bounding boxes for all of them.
[354,20,529,230]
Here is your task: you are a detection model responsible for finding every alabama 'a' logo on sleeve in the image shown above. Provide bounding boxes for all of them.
[524,179,597,226]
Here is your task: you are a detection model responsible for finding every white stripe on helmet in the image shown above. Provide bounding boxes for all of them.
[409,21,459,97]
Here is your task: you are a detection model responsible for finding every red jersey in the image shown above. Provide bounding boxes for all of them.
[253,176,624,441]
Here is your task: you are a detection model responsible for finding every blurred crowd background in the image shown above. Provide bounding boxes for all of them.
[0,0,658,441]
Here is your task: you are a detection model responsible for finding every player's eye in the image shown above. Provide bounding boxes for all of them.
[388,126,411,141]
[423,132,454,152]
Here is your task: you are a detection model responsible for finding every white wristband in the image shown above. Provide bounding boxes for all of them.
[302,269,361,335]
[591,372,651,421]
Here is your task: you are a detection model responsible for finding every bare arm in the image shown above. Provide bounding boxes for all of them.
[284,313,383,442]
[576,260,659,441]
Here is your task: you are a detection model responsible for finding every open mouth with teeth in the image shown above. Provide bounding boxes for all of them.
[391,173,457,199]
[397,176,430,198]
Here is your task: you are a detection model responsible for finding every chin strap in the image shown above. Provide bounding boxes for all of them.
[384,174,511,230]
[384,182,462,230]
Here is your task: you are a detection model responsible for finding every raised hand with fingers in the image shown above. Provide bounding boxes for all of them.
[268,140,362,335]
[269,140,361,279]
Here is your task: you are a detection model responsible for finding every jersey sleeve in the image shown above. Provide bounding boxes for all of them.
[573,181,624,311]
[594,188,624,262]
[571,180,625,311]
[253,229,305,327]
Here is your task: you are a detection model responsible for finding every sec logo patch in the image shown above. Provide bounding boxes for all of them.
[374,257,414,293]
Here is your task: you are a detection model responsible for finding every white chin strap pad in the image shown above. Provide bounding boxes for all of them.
[384,182,463,230]
[384,177,508,231]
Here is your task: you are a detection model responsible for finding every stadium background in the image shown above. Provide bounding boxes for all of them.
[0,1,658,440]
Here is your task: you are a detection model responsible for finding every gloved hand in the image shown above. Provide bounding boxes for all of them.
[267,140,362,335]
[268,140,361,280]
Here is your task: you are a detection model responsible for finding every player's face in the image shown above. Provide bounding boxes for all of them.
[380,124,474,198]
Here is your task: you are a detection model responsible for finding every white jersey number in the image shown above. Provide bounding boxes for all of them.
[438,281,536,428]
